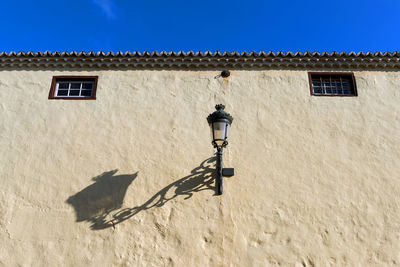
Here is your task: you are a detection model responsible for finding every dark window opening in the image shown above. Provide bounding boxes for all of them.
[308,72,357,96]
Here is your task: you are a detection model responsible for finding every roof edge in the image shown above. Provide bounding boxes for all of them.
[1,51,399,69]
[1,50,400,57]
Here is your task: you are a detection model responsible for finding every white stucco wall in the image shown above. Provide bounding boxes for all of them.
[0,69,399,266]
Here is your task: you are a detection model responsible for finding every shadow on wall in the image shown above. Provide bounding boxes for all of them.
[66,170,138,225]
[66,157,216,230]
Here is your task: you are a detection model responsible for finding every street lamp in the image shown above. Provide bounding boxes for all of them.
[207,104,233,195]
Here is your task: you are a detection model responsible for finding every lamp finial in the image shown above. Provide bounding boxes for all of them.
[215,104,225,111]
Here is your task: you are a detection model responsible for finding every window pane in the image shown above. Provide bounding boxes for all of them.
[313,87,322,94]
[312,81,321,87]
[69,90,80,96]
[81,90,92,96]
[57,90,68,96]
[325,85,332,94]
[58,83,69,89]
[82,83,93,89]
[71,83,81,89]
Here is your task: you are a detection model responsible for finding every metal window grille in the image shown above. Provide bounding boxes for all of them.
[310,74,356,96]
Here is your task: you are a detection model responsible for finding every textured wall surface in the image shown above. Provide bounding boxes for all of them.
[0,69,399,266]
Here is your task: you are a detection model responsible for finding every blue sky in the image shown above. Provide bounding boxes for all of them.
[1,0,399,52]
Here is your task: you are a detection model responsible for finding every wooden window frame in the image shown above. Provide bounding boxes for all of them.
[48,76,98,100]
[308,72,357,97]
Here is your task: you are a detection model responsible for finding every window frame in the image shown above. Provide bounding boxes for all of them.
[308,72,357,97]
[48,76,98,100]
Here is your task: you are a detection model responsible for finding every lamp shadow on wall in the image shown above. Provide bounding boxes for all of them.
[66,157,216,230]
[66,170,138,227]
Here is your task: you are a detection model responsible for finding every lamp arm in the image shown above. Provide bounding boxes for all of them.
[216,147,223,195]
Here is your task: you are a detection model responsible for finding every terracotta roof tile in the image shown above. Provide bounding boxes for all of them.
[0,51,399,69]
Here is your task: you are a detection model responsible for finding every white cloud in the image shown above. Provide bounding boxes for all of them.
[92,0,116,20]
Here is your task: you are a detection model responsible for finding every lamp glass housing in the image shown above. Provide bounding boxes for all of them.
[210,120,230,148]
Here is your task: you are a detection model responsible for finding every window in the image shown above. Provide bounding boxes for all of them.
[308,72,357,96]
[49,76,98,99]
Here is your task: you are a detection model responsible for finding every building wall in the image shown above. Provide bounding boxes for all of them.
[0,69,399,266]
